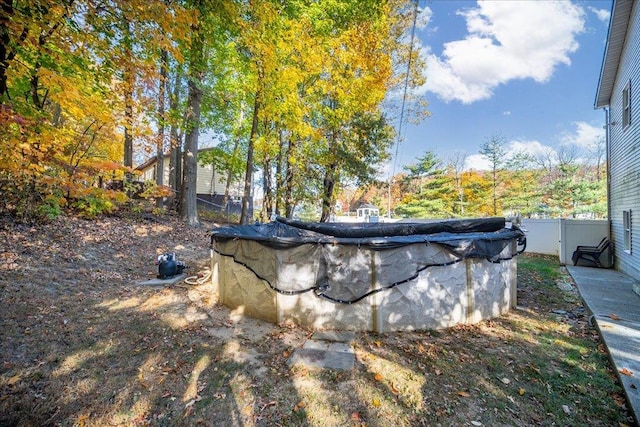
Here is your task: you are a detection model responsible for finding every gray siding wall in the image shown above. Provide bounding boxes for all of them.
[609,1,640,280]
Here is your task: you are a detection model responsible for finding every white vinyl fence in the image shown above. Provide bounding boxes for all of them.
[521,219,609,267]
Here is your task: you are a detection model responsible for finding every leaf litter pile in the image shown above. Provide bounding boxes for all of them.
[0,216,635,426]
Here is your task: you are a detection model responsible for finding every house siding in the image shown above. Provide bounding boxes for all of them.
[197,164,228,195]
[608,0,640,280]
[136,154,240,197]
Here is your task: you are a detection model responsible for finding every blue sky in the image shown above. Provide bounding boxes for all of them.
[388,0,613,173]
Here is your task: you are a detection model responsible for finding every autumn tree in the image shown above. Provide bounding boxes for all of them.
[1,1,125,219]
[447,151,467,216]
[479,134,508,216]
[394,150,455,218]
[0,0,195,221]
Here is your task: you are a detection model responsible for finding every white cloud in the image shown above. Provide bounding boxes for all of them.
[508,139,553,158]
[465,153,492,171]
[589,6,610,23]
[422,1,585,104]
[465,138,556,171]
[560,121,604,149]
[416,5,433,30]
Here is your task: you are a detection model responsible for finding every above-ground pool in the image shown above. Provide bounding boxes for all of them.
[210,217,526,332]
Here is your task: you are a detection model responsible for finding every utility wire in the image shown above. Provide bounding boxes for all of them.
[388,0,419,216]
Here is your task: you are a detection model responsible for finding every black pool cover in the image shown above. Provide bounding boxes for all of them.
[210,216,526,259]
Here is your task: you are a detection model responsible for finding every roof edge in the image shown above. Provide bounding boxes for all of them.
[595,0,634,109]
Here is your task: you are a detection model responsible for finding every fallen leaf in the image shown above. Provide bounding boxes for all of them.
[501,377,511,385]
[562,404,571,415]
[185,404,194,417]
[518,388,526,396]
[390,382,399,394]
[351,412,361,421]
[456,391,470,397]
[77,414,89,427]
[7,375,21,386]
[434,369,442,376]
[620,368,634,376]
[610,313,620,320]
[374,373,384,381]
[293,401,305,412]
[471,421,482,426]
[374,341,381,348]
[260,401,276,412]
[372,398,381,407]
[612,393,627,407]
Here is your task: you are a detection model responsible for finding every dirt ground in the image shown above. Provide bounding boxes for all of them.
[0,215,635,426]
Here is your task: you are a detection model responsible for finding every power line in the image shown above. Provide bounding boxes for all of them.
[388,0,419,217]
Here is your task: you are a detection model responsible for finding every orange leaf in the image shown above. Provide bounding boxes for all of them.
[351,412,361,421]
[456,391,470,397]
[620,368,634,376]
[374,373,384,381]
[390,382,399,394]
[293,401,306,412]
[610,313,620,321]
[77,414,89,427]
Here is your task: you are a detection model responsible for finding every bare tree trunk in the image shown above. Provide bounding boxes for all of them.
[320,164,336,222]
[283,136,296,218]
[180,14,204,227]
[123,95,133,180]
[240,91,260,224]
[168,67,182,210]
[320,131,338,222]
[275,130,284,217]
[261,156,273,222]
[0,0,13,102]
[221,148,236,213]
[155,49,168,208]
[123,20,134,181]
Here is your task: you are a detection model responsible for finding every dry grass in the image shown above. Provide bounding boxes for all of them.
[0,216,635,426]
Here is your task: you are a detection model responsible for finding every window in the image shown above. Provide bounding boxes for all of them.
[623,81,631,128]
[623,210,632,253]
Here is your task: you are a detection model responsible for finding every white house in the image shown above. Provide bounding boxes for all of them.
[135,148,246,214]
[356,203,380,223]
[595,0,639,279]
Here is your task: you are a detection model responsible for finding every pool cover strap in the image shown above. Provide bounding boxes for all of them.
[210,217,526,304]
[210,216,523,257]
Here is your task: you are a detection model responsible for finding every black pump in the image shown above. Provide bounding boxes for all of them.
[156,252,188,279]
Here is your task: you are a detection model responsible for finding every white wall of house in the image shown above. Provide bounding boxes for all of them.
[606,1,640,280]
